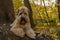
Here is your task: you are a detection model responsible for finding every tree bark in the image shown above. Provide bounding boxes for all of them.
[3,0,15,22]
[24,0,35,28]
[0,0,6,23]
[58,0,60,22]
[0,0,15,24]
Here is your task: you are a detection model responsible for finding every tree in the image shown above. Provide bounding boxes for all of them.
[0,0,15,23]
[24,0,35,27]
[58,0,60,22]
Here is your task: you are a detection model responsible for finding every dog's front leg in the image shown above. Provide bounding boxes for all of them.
[25,23,36,39]
[10,25,25,37]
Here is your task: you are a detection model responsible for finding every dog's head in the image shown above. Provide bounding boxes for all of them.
[16,6,30,25]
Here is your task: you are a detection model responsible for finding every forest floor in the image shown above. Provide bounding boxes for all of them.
[34,25,60,40]
[0,22,60,40]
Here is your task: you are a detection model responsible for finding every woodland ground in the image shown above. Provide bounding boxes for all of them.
[0,22,60,40]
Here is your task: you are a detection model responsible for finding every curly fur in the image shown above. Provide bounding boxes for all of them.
[10,6,36,39]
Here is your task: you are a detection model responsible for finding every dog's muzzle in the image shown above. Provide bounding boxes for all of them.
[20,17,27,25]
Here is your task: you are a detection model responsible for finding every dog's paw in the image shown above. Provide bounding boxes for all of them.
[10,28,25,37]
[26,29,36,39]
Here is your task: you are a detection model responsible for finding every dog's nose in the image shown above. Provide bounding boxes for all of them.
[22,14,25,16]
[21,14,25,17]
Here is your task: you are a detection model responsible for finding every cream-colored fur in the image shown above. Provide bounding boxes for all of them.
[10,6,36,39]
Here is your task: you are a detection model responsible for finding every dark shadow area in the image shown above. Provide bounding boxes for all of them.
[0,0,15,24]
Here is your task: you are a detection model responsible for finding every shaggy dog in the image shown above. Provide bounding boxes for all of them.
[10,6,36,39]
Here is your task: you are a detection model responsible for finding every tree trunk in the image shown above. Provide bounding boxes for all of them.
[0,0,15,24]
[58,0,60,22]
[24,0,35,28]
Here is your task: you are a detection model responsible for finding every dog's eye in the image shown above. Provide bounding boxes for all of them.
[19,13,22,15]
[24,13,27,15]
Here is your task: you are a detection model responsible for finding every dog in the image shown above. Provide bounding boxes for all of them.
[10,6,36,39]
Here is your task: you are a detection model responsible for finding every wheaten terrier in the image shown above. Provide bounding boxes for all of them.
[10,6,36,39]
